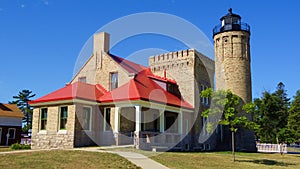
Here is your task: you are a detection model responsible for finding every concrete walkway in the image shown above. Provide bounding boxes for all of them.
[74,146,169,169]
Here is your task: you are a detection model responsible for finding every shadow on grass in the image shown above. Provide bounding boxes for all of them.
[237,159,296,167]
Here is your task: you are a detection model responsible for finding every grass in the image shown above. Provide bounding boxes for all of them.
[150,151,300,169]
[0,150,140,169]
[0,146,11,152]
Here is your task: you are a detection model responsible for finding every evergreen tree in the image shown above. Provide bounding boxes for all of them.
[287,90,300,142]
[10,90,35,134]
[253,82,290,143]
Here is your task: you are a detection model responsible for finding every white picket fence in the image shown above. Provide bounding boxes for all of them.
[256,143,287,153]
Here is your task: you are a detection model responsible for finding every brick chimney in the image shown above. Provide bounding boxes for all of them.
[93,32,110,54]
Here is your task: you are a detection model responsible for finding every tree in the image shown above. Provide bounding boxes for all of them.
[201,89,256,162]
[252,82,290,143]
[287,90,300,143]
[9,90,36,134]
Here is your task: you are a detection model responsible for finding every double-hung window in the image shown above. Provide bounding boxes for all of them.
[60,106,68,130]
[40,108,48,130]
[110,72,118,90]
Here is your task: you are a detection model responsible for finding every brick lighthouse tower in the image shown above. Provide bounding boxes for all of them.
[213,8,256,151]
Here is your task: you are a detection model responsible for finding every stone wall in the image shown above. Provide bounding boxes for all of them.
[214,31,256,152]
[31,104,75,149]
[74,104,101,147]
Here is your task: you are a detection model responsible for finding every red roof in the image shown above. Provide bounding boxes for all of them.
[99,69,193,109]
[30,56,193,110]
[110,54,146,74]
[29,82,107,104]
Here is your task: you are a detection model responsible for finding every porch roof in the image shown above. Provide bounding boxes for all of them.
[99,69,193,110]
[29,81,107,104]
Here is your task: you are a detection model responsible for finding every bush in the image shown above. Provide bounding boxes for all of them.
[9,143,31,150]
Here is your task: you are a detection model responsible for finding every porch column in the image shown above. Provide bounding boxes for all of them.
[159,110,165,132]
[135,105,141,132]
[114,107,120,145]
[114,107,120,132]
[179,111,183,135]
[134,105,142,149]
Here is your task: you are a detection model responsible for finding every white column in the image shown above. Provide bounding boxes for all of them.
[159,110,165,132]
[135,105,141,132]
[114,107,120,133]
[179,112,183,134]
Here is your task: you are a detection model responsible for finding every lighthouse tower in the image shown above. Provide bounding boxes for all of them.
[213,8,256,151]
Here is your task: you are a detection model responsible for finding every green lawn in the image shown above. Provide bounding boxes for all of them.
[0,150,140,169]
[151,151,300,169]
[0,147,11,152]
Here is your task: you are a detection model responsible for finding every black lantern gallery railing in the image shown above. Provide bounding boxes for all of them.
[213,22,250,36]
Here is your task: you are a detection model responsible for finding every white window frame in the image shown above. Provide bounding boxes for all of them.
[59,106,68,130]
[8,128,16,139]
[40,108,48,131]
[103,108,111,131]
[83,106,92,131]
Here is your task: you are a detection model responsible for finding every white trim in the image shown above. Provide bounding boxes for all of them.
[57,130,68,134]
[30,98,97,107]
[8,128,16,139]
[135,105,141,132]
[100,100,193,113]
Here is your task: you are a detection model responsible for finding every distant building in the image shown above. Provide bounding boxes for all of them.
[29,9,256,151]
[0,103,23,145]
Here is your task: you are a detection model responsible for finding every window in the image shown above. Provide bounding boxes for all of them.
[110,72,118,90]
[104,108,111,131]
[79,77,86,83]
[40,108,48,130]
[82,107,92,130]
[8,128,16,139]
[60,106,68,130]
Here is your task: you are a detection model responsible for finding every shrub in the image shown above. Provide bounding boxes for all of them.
[10,143,31,150]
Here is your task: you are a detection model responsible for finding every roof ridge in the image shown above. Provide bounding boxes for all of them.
[109,54,146,73]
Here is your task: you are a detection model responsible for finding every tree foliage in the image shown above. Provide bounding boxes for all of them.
[201,89,256,161]
[287,90,300,142]
[201,89,256,133]
[9,90,35,133]
[252,82,290,143]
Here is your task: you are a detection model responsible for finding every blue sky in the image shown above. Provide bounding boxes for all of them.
[0,0,300,103]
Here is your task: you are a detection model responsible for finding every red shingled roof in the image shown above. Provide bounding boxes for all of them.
[30,56,193,109]
[29,82,107,104]
[110,54,146,74]
[99,69,193,109]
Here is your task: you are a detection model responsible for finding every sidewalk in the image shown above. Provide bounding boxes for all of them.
[75,146,169,169]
